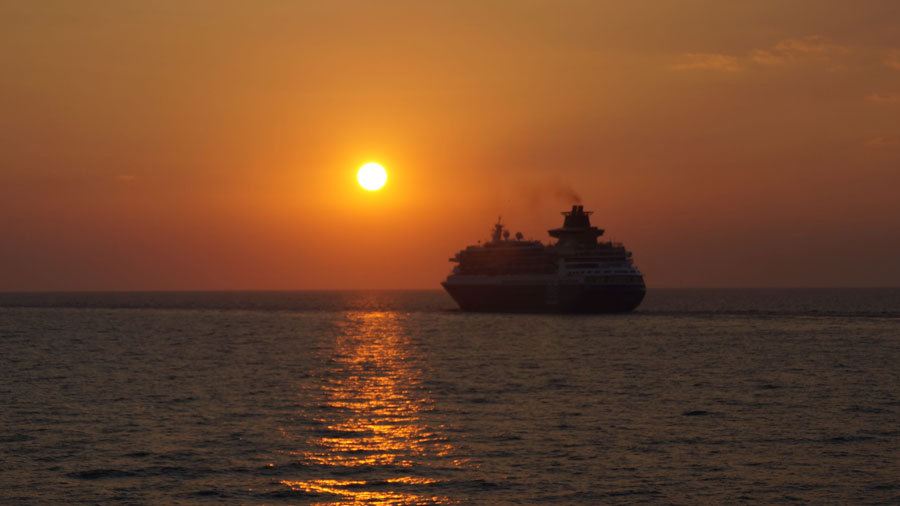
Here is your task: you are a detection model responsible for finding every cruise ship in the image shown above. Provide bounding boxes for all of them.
[441,205,646,313]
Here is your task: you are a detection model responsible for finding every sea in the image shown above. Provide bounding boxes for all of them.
[1,289,899,505]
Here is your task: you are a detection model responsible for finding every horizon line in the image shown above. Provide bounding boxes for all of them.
[2,286,900,294]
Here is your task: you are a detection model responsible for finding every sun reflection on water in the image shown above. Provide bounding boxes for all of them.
[280,311,459,504]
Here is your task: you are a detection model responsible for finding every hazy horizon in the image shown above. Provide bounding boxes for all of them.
[3,286,900,295]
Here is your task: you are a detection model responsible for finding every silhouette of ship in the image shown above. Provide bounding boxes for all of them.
[442,205,646,313]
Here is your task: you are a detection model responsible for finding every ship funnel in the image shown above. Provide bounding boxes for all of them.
[560,204,592,229]
[550,205,603,245]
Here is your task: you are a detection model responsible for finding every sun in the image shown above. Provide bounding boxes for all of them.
[357,162,387,191]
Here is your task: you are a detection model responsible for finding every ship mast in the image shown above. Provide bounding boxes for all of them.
[490,217,503,243]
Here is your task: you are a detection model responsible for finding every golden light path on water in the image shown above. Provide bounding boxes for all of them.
[280,311,462,504]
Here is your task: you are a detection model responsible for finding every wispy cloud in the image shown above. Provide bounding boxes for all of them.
[866,93,900,104]
[884,50,900,70]
[772,36,849,57]
[670,53,742,72]
[866,136,900,147]
[673,35,849,73]
[748,49,786,65]
[116,174,136,183]
[759,35,849,71]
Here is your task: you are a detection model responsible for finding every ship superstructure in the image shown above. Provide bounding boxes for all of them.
[442,205,645,312]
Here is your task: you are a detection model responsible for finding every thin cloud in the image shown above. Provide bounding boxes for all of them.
[772,35,849,56]
[866,93,900,104]
[674,35,849,73]
[885,50,900,70]
[116,174,137,183]
[866,136,900,147]
[670,53,742,72]
[755,36,849,71]
[749,49,786,65]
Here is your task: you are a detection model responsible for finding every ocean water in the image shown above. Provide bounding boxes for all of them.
[1,289,899,505]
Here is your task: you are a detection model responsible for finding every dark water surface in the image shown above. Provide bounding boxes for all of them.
[2,289,899,504]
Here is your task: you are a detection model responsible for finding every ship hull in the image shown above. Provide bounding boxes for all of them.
[442,280,645,313]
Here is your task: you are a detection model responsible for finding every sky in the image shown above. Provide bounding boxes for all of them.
[1,0,899,290]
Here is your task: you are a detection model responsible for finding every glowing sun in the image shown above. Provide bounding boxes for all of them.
[357,163,387,191]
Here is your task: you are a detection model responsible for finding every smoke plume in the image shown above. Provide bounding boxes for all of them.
[554,185,582,205]
[514,180,583,208]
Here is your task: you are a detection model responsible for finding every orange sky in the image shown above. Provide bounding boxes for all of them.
[1,1,899,290]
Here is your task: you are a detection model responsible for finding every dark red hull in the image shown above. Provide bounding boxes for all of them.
[441,282,645,313]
